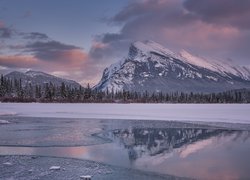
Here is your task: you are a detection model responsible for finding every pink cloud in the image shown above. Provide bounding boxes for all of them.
[0,48,89,72]
[162,22,239,50]
[0,55,39,68]
[0,49,88,69]
[92,41,109,49]
[58,49,88,65]
[0,50,93,85]
[93,0,250,66]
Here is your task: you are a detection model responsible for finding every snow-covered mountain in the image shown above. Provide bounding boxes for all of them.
[95,40,250,93]
[4,70,81,88]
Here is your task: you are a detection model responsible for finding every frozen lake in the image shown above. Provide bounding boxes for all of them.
[1,103,250,179]
[1,103,250,124]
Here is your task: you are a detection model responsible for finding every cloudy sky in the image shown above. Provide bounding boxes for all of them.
[0,0,250,85]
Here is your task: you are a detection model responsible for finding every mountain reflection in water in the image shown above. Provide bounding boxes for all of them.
[101,128,248,163]
[1,127,249,179]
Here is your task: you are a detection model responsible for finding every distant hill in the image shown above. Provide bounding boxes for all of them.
[4,70,81,88]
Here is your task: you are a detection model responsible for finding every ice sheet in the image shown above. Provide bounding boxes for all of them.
[0,103,249,124]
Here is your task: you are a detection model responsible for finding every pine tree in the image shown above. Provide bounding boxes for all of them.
[84,83,91,100]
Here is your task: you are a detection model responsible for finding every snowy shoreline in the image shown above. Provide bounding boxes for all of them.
[1,155,178,180]
[1,103,250,124]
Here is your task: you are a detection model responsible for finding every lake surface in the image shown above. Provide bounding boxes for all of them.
[1,103,250,179]
[1,103,250,124]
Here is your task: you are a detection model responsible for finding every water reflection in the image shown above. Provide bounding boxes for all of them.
[0,127,250,179]
[101,128,239,162]
[99,128,250,179]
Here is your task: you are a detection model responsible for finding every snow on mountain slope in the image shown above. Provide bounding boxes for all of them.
[25,70,51,78]
[131,41,176,58]
[179,50,250,80]
[5,70,81,88]
[95,40,250,93]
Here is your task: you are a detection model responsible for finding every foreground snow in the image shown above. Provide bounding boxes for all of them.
[0,103,250,124]
[1,155,174,180]
[0,120,10,124]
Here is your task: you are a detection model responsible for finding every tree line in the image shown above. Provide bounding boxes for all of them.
[1,75,250,103]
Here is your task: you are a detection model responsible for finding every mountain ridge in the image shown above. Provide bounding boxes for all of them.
[4,70,81,88]
[95,40,250,93]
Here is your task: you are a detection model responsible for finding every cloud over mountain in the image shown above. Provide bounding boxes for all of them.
[1,0,249,86]
[0,28,91,85]
[91,0,250,65]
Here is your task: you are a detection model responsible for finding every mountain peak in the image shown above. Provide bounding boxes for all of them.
[25,70,44,74]
[25,70,50,77]
[95,40,250,93]
[131,40,174,56]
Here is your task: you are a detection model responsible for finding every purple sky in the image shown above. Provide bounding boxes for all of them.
[0,0,250,85]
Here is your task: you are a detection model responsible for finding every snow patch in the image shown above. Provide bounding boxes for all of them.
[133,41,176,58]
[0,111,17,116]
[0,120,10,124]
[26,70,48,77]
[49,166,61,170]
[206,76,218,81]
[179,50,250,80]
[140,72,150,78]
[3,162,12,166]
[196,72,202,78]
[80,175,92,180]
